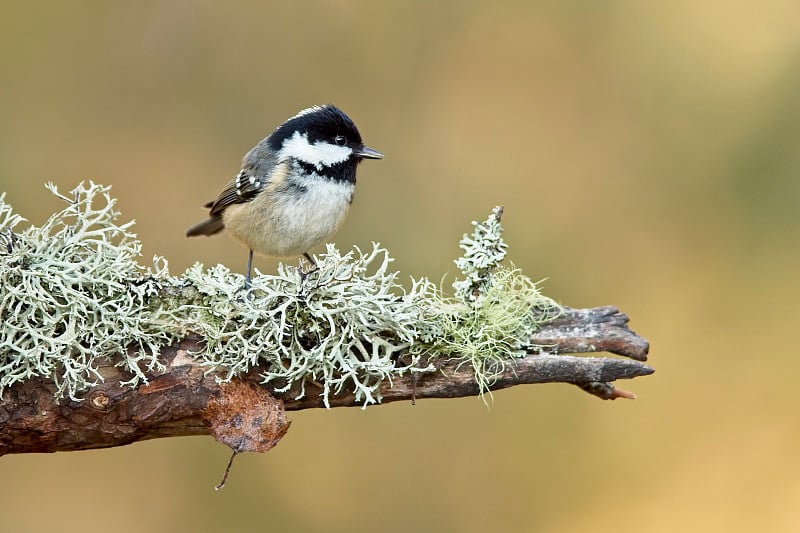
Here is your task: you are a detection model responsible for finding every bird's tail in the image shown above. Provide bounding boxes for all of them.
[186,215,225,237]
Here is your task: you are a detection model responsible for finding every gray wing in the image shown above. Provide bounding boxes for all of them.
[186,139,280,237]
[207,139,279,216]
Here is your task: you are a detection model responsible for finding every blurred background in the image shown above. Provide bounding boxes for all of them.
[2,1,799,532]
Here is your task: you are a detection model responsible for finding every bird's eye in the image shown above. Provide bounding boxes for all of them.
[334,135,347,146]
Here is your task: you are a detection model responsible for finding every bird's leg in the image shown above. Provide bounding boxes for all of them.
[245,249,254,289]
[299,252,319,283]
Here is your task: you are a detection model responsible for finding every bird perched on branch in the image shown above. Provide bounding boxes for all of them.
[186,104,383,284]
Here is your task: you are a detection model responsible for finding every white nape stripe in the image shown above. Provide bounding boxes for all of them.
[279,131,352,169]
[289,105,325,121]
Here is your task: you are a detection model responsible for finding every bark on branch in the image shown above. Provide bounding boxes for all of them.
[0,305,651,456]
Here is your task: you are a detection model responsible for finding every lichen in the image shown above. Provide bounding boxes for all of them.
[420,267,561,403]
[183,245,437,407]
[453,206,508,304]
[0,184,560,407]
[412,206,562,402]
[0,182,179,400]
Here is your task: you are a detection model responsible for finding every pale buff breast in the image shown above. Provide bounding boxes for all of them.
[223,169,354,258]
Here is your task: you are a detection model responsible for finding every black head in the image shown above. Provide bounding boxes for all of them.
[268,105,383,181]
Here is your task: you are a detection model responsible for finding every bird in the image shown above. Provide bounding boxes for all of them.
[186,104,383,285]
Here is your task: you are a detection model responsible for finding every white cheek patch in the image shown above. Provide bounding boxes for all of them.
[280,131,352,169]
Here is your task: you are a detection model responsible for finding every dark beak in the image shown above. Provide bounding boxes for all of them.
[355,146,384,159]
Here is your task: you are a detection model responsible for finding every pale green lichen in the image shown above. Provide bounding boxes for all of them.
[0,184,560,406]
[422,267,561,402]
[183,245,437,407]
[413,206,562,401]
[453,206,508,304]
[0,182,179,400]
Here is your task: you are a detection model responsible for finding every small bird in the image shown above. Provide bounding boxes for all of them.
[186,104,383,284]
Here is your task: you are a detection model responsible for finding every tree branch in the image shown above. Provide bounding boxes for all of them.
[0,305,651,456]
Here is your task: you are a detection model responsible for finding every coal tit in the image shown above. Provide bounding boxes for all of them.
[186,104,383,283]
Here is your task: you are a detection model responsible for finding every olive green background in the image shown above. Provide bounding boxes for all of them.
[2,2,799,532]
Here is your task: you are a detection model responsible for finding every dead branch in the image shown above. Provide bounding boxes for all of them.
[0,305,651,456]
